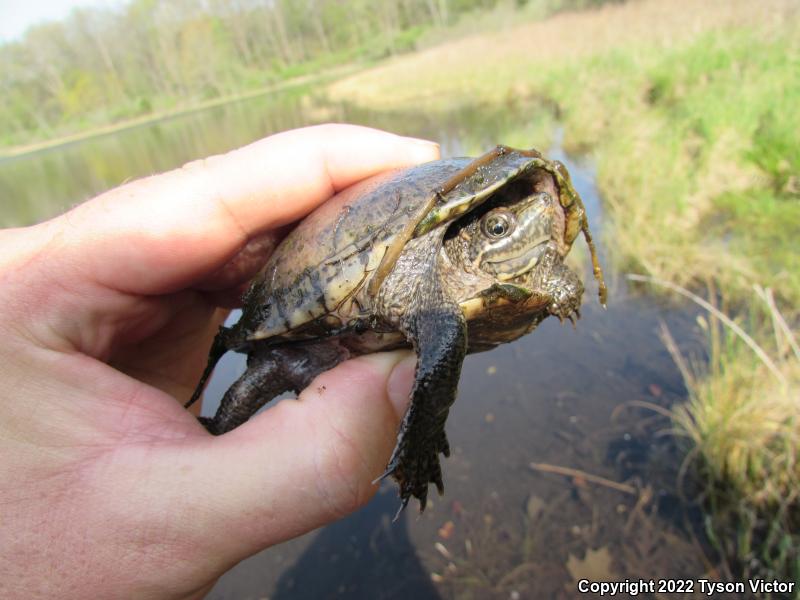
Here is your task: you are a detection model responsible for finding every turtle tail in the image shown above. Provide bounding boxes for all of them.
[185,327,232,409]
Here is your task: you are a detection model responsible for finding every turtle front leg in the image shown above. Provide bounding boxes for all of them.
[538,256,584,323]
[381,303,467,512]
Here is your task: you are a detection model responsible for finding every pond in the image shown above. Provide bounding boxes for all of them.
[1,89,710,599]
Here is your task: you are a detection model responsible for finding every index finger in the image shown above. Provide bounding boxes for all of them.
[55,124,440,295]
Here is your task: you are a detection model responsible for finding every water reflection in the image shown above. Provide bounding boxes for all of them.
[0,90,550,228]
[0,89,318,227]
[206,486,441,600]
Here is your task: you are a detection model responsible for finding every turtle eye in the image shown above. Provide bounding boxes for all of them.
[481,212,514,239]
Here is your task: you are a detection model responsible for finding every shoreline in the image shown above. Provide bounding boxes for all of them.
[0,64,361,160]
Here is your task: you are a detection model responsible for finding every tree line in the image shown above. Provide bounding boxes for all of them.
[0,0,509,144]
[0,0,611,146]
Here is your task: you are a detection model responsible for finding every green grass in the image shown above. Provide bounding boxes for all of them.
[543,25,800,305]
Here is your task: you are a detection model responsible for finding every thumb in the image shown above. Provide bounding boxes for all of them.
[191,350,416,558]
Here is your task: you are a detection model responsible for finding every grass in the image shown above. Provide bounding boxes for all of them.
[583,25,800,305]
[326,0,800,587]
[641,277,800,588]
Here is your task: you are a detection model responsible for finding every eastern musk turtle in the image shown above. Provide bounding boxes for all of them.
[188,146,607,510]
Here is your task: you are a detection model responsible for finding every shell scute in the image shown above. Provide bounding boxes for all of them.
[241,162,464,341]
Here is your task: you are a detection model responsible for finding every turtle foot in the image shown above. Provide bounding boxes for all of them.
[380,430,450,515]
[198,416,221,436]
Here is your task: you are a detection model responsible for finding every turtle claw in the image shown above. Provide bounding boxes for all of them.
[373,462,396,486]
[392,497,410,523]
[553,305,581,329]
[379,432,448,515]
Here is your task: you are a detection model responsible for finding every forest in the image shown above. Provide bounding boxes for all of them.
[0,0,602,147]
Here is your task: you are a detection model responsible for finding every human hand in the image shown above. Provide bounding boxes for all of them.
[0,124,439,599]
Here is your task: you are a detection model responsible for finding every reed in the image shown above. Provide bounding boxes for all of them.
[631,275,799,587]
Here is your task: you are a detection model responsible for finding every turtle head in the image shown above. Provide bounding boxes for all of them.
[463,190,564,281]
[442,167,584,351]
[454,171,568,282]
[422,148,606,306]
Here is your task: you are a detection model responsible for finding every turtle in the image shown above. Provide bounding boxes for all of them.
[187,145,607,511]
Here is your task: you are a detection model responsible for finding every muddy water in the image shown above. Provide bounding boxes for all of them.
[1,91,710,599]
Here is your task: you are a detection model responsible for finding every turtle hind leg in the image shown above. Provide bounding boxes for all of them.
[202,343,351,435]
[201,349,292,435]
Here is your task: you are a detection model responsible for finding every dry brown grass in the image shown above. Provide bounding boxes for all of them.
[328,0,795,110]
[647,279,800,583]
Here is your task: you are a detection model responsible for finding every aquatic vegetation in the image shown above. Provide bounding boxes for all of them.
[635,276,800,589]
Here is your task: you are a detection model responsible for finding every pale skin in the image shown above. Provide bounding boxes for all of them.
[0,125,440,599]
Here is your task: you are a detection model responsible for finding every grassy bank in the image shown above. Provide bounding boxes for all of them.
[677,311,799,586]
[327,0,799,587]
[634,276,799,586]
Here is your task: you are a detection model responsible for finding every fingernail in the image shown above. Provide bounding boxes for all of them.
[403,137,440,164]
[387,352,416,419]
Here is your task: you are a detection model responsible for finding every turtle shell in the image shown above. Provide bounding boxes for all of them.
[232,149,591,346]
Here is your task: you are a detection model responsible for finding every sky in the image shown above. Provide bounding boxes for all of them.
[0,0,122,42]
